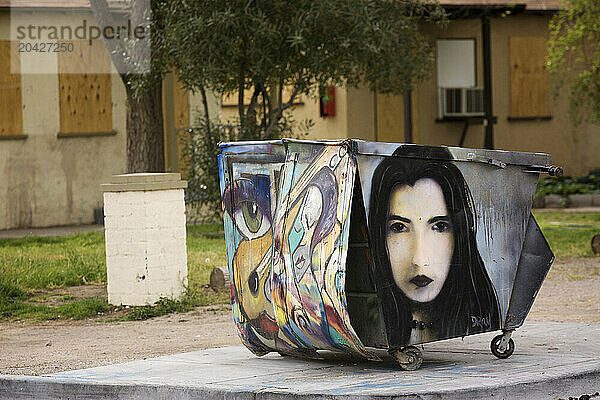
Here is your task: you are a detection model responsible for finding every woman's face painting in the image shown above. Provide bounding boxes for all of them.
[385,178,454,303]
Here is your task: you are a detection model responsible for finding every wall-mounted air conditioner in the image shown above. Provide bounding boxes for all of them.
[438,87,484,118]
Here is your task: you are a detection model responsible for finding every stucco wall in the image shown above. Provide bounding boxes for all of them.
[413,14,600,176]
[189,90,220,126]
[258,14,600,176]
[347,86,377,141]
[0,10,127,230]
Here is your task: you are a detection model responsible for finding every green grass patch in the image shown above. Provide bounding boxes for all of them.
[0,297,109,321]
[0,231,107,290]
[533,211,600,257]
[28,292,66,303]
[187,223,223,236]
[533,211,600,225]
[0,281,26,303]
[0,225,228,321]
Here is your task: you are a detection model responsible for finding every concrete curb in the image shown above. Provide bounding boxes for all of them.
[1,322,599,400]
[1,369,599,400]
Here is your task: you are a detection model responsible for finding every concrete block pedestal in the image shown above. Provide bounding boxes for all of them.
[101,173,188,306]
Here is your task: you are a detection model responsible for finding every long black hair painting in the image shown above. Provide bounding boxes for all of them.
[218,139,561,370]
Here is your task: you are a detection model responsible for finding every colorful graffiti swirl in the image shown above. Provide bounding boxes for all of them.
[219,143,374,359]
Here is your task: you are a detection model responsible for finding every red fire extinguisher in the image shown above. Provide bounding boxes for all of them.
[319,86,336,118]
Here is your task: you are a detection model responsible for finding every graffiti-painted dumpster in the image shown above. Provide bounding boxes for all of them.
[218,139,560,370]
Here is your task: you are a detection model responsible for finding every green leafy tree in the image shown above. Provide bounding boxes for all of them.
[548,0,600,125]
[161,0,445,138]
[161,0,445,221]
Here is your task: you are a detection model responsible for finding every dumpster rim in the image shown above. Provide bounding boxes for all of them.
[218,139,553,168]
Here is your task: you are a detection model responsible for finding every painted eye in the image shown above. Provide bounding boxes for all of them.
[234,201,271,239]
[389,222,408,233]
[248,269,260,297]
[242,201,261,233]
[432,220,451,232]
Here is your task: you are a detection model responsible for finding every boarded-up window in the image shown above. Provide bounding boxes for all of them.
[376,93,405,143]
[58,40,112,134]
[0,41,23,136]
[509,37,550,118]
[376,92,417,143]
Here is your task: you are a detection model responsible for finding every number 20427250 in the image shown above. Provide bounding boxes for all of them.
[18,42,74,53]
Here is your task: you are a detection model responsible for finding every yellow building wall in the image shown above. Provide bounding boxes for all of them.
[347,86,377,141]
[410,18,486,149]
[0,10,128,230]
[413,15,600,176]
[219,14,599,176]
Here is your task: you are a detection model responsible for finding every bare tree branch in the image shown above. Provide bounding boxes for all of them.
[238,68,245,130]
[265,83,302,137]
[260,86,272,129]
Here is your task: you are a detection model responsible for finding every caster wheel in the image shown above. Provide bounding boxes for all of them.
[390,346,423,370]
[490,334,515,359]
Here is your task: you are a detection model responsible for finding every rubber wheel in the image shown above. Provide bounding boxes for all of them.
[490,335,515,359]
[391,346,423,370]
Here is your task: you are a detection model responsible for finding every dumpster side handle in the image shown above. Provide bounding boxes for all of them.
[523,165,564,177]
[466,152,507,169]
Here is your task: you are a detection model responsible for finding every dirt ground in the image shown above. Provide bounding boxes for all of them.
[0,256,598,376]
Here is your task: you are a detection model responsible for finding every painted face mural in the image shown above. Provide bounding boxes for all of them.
[368,146,501,348]
[386,178,454,303]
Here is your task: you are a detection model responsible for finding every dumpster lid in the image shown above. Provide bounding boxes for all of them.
[218,138,348,148]
[218,139,552,168]
[354,140,551,168]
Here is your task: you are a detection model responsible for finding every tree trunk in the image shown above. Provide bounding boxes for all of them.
[124,83,165,173]
[200,86,211,136]
[90,0,165,173]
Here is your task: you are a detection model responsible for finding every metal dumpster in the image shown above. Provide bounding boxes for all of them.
[218,139,560,370]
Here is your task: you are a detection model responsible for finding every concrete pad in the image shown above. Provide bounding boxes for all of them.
[1,322,600,399]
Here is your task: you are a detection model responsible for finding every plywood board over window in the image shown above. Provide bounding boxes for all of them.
[376,93,405,143]
[376,92,417,143]
[0,41,23,136]
[58,40,112,134]
[509,37,550,118]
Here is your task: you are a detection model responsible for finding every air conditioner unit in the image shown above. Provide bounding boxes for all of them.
[438,87,484,118]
